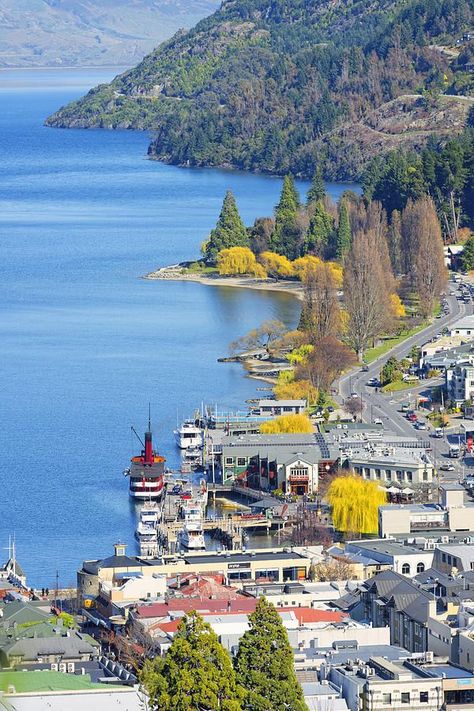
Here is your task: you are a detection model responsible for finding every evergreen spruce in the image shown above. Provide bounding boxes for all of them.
[306,167,326,205]
[305,201,334,257]
[234,597,307,711]
[336,200,351,261]
[270,175,302,260]
[141,611,243,711]
[461,236,474,271]
[205,190,249,264]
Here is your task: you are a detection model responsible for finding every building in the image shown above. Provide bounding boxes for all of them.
[446,360,474,404]
[250,399,307,416]
[220,433,339,494]
[78,544,313,608]
[0,626,98,669]
[378,484,473,537]
[348,447,434,486]
[432,543,474,574]
[328,657,474,711]
[331,540,434,578]
[450,316,474,339]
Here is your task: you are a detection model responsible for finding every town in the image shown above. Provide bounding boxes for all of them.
[4,268,474,709]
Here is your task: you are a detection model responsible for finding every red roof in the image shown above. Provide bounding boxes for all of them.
[286,608,346,625]
[136,597,258,619]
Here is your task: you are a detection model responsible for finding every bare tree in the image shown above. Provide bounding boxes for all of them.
[230,319,287,356]
[345,396,364,419]
[343,229,393,357]
[300,262,341,343]
[297,336,356,392]
[402,197,447,317]
[310,557,353,581]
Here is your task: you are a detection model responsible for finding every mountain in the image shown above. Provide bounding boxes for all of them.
[46,0,474,179]
[0,1,219,67]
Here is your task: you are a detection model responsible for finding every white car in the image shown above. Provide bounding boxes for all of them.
[439,463,455,471]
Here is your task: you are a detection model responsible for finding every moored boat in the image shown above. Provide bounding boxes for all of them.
[174,420,203,449]
[125,415,166,500]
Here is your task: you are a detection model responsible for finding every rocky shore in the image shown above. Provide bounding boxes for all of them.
[143,264,304,300]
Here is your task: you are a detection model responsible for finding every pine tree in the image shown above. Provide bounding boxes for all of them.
[234,597,307,711]
[336,200,351,261]
[205,190,249,264]
[270,176,303,260]
[306,166,326,205]
[141,611,243,711]
[305,201,334,257]
[462,236,474,271]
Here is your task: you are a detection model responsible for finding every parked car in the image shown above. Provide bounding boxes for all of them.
[415,422,427,430]
[439,463,455,471]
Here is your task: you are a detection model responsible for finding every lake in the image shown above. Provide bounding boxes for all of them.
[0,68,357,586]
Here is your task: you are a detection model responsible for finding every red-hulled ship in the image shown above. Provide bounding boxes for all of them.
[125,415,166,500]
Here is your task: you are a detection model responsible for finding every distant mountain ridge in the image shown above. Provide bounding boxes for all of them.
[0,0,219,67]
[46,0,474,178]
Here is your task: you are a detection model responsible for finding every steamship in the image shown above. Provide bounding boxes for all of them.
[124,415,166,500]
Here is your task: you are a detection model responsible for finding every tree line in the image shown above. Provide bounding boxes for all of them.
[140,597,308,711]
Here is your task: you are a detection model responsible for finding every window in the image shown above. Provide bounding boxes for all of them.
[417,562,425,573]
[442,553,446,562]
[256,569,279,582]
[423,471,428,481]
[225,457,234,465]
[396,470,403,481]
[375,468,381,480]
[407,472,413,482]
[401,693,410,704]
[237,457,246,467]
[420,692,429,703]
[402,563,411,575]
[386,471,392,481]
[382,694,392,705]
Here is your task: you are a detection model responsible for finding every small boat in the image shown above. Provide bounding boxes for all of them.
[139,501,161,528]
[135,521,159,558]
[178,502,205,550]
[174,420,203,449]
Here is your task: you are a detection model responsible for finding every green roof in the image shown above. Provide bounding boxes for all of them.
[0,670,111,694]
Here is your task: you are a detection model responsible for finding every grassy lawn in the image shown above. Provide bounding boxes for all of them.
[381,379,420,393]
[185,261,218,275]
[364,323,427,363]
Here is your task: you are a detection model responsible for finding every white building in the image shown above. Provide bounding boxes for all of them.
[446,360,474,404]
[348,447,434,486]
[450,316,474,339]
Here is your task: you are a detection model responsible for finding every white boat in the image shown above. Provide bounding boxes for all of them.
[135,521,159,557]
[139,501,161,528]
[174,420,203,449]
[178,502,205,550]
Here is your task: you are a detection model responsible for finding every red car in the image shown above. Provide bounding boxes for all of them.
[407,413,417,422]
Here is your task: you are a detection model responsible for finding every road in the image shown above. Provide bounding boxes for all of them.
[338,278,473,477]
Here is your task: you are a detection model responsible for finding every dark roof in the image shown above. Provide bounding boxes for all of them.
[183,551,307,565]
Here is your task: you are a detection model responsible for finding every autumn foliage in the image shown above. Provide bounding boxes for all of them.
[217,247,267,278]
[260,413,313,434]
[328,476,387,535]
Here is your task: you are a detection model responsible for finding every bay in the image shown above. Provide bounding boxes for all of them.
[0,69,358,586]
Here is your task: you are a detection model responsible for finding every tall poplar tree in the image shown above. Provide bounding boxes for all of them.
[336,200,351,261]
[141,611,243,711]
[205,190,249,264]
[234,597,307,711]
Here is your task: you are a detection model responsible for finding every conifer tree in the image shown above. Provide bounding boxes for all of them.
[141,611,243,711]
[234,597,307,711]
[305,201,334,256]
[270,175,303,259]
[205,190,249,264]
[306,166,326,205]
[336,200,351,261]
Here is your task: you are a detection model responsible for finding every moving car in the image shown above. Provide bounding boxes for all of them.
[439,463,455,471]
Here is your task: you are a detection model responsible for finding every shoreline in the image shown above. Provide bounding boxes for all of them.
[143,264,304,301]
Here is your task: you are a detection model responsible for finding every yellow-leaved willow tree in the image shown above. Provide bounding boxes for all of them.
[328,475,387,535]
[260,413,313,434]
[217,247,267,277]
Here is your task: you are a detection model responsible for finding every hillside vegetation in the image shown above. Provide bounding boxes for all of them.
[46,0,474,178]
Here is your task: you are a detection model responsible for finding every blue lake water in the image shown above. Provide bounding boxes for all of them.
[0,69,357,586]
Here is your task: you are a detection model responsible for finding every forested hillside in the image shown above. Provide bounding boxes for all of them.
[46,0,474,178]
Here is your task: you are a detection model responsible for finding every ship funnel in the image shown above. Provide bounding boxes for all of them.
[144,428,153,465]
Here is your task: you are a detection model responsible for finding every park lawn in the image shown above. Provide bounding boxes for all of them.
[185,261,218,275]
[381,379,420,393]
[364,323,427,363]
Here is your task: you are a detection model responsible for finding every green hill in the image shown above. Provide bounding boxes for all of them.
[46,0,474,179]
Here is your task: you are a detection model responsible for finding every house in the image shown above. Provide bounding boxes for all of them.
[450,316,474,339]
[432,543,474,574]
[0,628,98,669]
[219,433,339,494]
[331,540,434,578]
